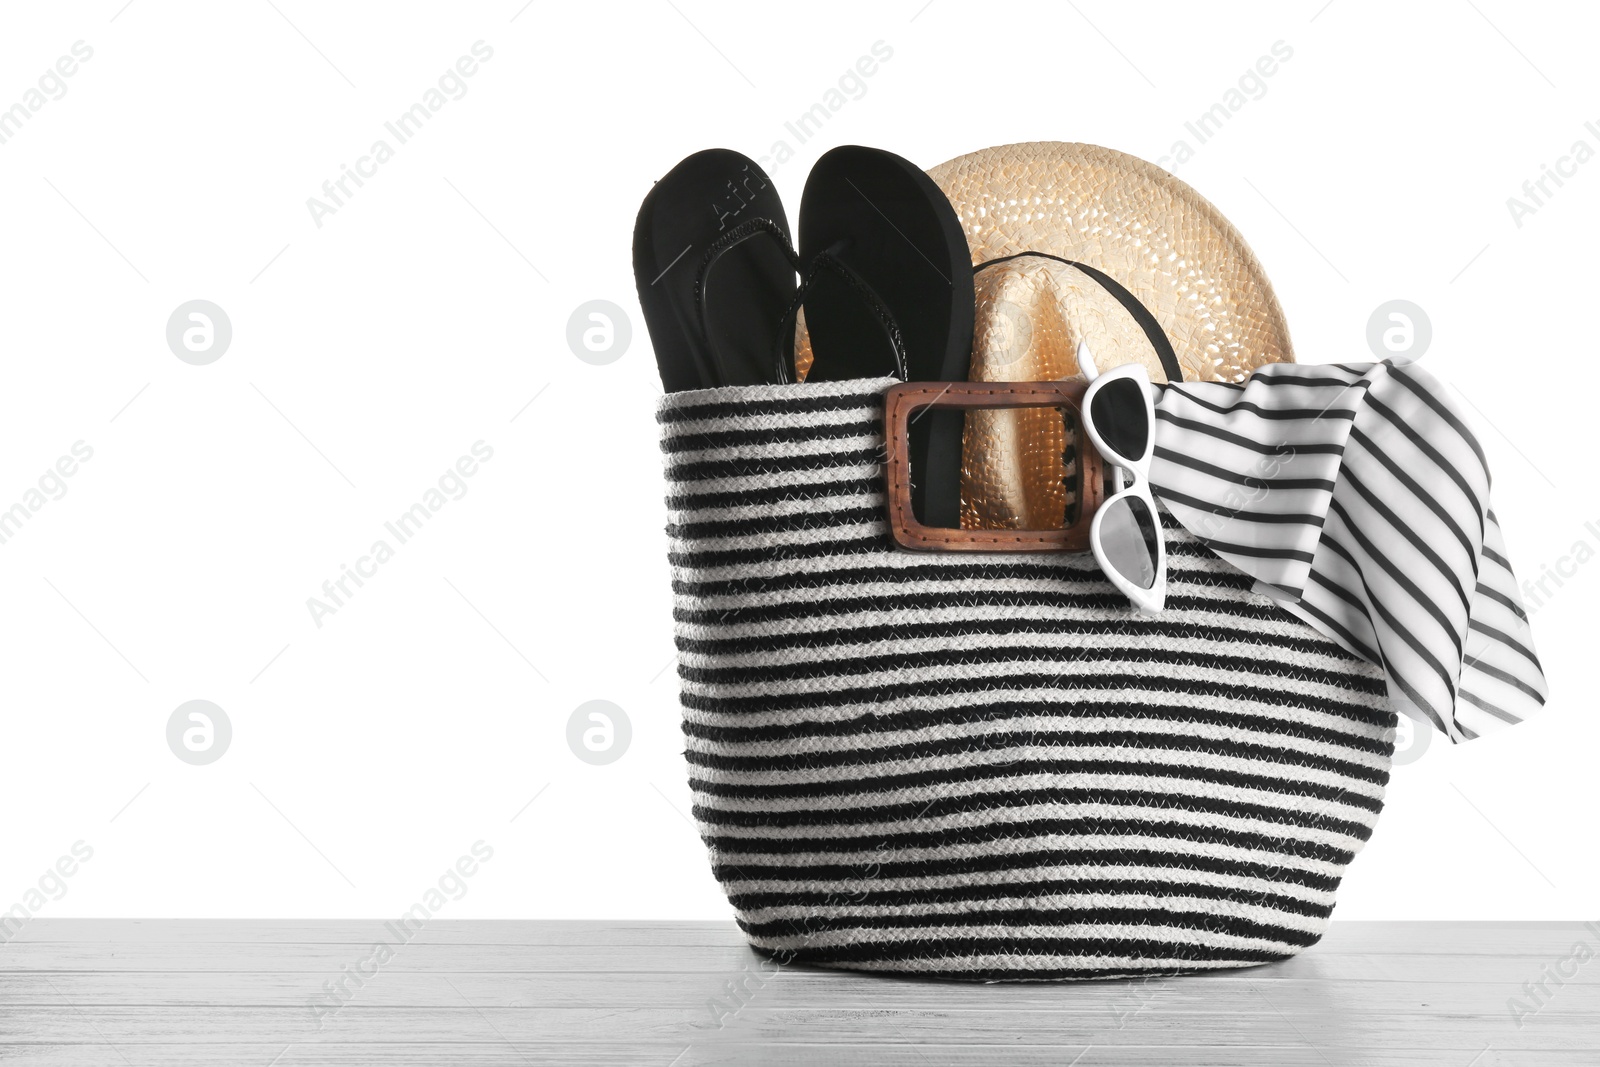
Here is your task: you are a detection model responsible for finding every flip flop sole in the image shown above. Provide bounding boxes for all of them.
[799,146,975,528]
[798,145,974,385]
[633,149,796,391]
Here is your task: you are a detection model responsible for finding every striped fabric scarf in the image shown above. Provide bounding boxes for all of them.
[1151,360,1547,742]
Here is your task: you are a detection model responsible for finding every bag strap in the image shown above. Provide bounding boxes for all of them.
[975,252,1184,383]
[773,252,908,384]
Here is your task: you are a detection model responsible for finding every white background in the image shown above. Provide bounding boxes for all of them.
[0,0,1594,923]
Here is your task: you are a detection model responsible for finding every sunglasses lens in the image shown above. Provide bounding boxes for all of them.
[1090,378,1149,461]
[1098,495,1159,590]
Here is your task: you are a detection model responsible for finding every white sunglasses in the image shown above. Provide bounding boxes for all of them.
[1078,342,1166,613]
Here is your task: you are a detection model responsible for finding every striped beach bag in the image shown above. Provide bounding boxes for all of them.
[661,376,1396,981]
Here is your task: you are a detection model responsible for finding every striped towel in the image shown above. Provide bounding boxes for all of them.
[1151,360,1547,742]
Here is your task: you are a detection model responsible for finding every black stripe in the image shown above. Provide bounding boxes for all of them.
[1347,425,1477,564]
[1462,652,1547,703]
[1321,530,1457,686]
[674,587,1342,632]
[747,937,1304,974]
[711,818,1364,877]
[1155,485,1326,527]
[706,820,1374,870]
[1365,394,1486,536]
[1326,500,1463,664]
[672,536,1208,594]
[669,531,892,569]
[1184,535,1316,564]
[677,615,1373,668]
[1457,688,1529,724]
[1248,367,1363,388]
[1321,533,1454,737]
[726,846,1345,899]
[1339,463,1473,615]
[669,505,883,541]
[688,728,1388,786]
[668,480,882,512]
[1466,618,1542,671]
[681,669,1391,720]
[685,700,1390,753]
[690,754,1386,812]
[682,643,1378,695]
[665,447,881,482]
[1389,366,1490,483]
[1302,568,1384,655]
[1305,565,1369,616]
[728,872,1336,915]
[1291,588,1384,665]
[1481,543,1513,570]
[672,559,1248,607]
[1153,445,1336,492]
[696,789,1378,847]
[1474,579,1530,624]
[739,904,1325,946]
[670,532,1213,597]
[720,825,1369,883]
[1168,389,1358,422]
[1155,411,1347,456]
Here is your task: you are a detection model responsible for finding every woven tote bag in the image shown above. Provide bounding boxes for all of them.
[661,376,1397,981]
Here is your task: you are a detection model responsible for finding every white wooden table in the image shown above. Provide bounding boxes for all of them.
[2,920,1594,1064]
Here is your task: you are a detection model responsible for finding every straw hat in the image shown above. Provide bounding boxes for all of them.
[930,141,1294,384]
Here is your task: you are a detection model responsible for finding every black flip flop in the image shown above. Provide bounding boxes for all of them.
[633,149,799,392]
[797,146,974,525]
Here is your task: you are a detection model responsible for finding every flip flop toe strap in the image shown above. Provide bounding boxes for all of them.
[774,251,909,383]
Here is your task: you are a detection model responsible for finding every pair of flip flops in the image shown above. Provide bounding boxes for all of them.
[633,145,974,525]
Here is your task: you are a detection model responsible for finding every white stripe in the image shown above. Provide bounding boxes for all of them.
[665,430,880,467]
[687,711,1389,767]
[664,405,876,437]
[693,751,1387,809]
[711,823,1370,880]
[701,791,1380,847]
[681,653,1391,711]
[694,770,1383,823]
[683,676,1389,738]
[679,628,1380,678]
[718,831,1352,890]
[668,460,880,498]
[674,489,885,525]
[728,860,1336,907]
[747,921,1314,954]
[741,892,1332,935]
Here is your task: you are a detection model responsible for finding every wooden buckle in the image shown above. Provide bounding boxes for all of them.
[884,381,1103,553]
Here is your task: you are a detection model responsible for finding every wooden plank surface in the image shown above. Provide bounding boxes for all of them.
[1,921,1595,1065]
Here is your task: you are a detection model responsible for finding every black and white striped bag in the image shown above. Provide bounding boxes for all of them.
[661,377,1396,980]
